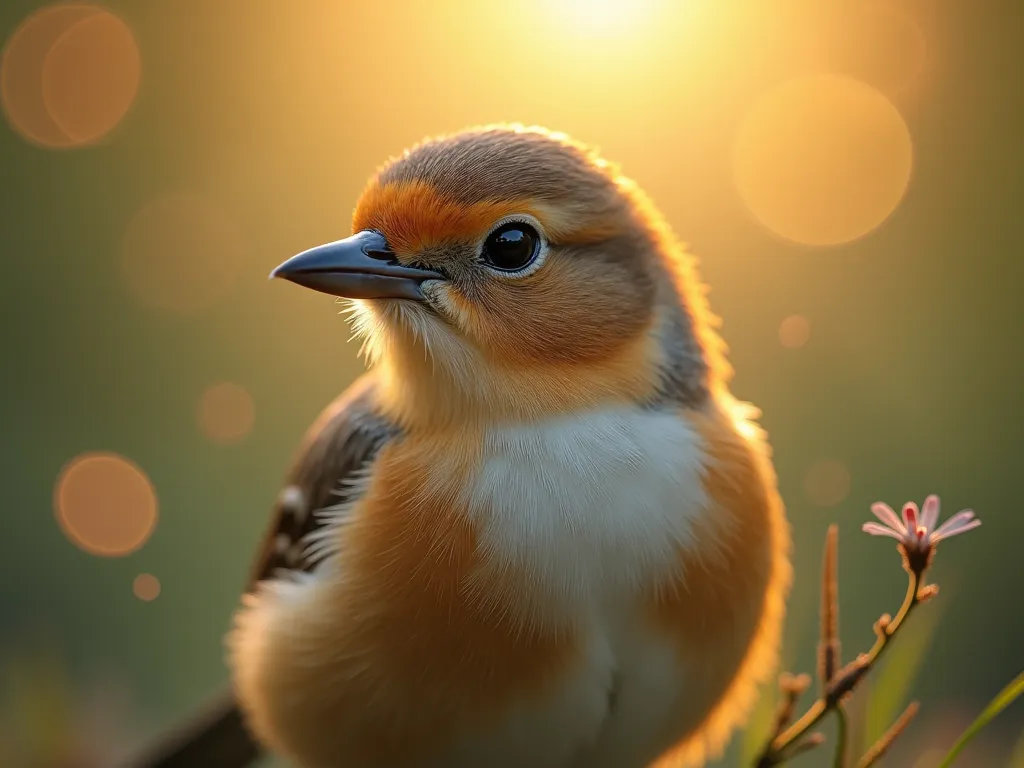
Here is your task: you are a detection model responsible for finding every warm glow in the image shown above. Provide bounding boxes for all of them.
[198,382,255,445]
[803,459,852,508]
[54,452,158,557]
[546,0,657,36]
[734,74,914,247]
[133,573,161,602]
[779,314,811,349]
[121,194,244,314]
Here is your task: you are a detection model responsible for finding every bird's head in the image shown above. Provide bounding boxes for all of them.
[273,125,730,429]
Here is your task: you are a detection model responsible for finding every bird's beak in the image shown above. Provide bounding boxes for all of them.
[270,230,443,301]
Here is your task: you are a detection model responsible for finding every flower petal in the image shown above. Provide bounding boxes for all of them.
[902,502,919,531]
[871,502,905,533]
[934,510,978,537]
[863,522,904,539]
[921,494,940,532]
[933,518,981,542]
[937,514,974,536]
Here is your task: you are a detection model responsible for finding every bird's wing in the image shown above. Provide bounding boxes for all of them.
[246,372,399,588]
[125,372,399,768]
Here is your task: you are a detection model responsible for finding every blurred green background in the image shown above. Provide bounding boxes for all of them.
[1,0,1021,765]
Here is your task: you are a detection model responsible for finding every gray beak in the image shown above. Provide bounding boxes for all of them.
[270,230,443,301]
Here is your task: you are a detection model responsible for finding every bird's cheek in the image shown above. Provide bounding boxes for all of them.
[422,280,474,330]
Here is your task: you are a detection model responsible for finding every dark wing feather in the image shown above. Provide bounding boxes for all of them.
[247,372,399,586]
[125,373,399,768]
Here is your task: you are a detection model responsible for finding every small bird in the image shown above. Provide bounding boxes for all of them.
[137,125,791,768]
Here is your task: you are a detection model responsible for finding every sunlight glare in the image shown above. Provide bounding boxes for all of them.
[548,0,655,37]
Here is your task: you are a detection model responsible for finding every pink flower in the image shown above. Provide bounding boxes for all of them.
[863,495,980,559]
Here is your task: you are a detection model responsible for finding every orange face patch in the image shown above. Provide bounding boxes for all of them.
[352,179,539,256]
[352,179,625,256]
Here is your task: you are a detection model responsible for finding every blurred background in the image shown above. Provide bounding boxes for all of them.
[1,0,1021,765]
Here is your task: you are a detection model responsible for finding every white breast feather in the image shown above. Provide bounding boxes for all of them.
[452,405,724,767]
[468,406,710,611]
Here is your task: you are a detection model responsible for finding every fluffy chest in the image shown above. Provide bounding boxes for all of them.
[465,406,711,605]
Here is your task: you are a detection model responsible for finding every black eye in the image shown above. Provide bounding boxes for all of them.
[481,222,540,272]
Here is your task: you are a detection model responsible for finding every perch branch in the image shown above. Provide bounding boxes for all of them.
[755,536,929,766]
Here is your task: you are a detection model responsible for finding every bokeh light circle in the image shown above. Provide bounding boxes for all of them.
[41,8,141,145]
[804,459,852,508]
[1,4,139,148]
[779,314,811,349]
[133,573,161,601]
[811,3,927,96]
[198,382,255,445]
[1,4,103,148]
[734,74,913,247]
[121,194,245,314]
[54,452,158,557]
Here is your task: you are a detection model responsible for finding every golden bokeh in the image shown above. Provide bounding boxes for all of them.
[779,314,811,349]
[1,4,102,148]
[54,452,158,557]
[803,459,852,508]
[41,8,141,145]
[121,194,245,314]
[809,3,927,96]
[198,382,255,445]
[733,74,913,247]
[133,573,161,602]
[1,4,139,148]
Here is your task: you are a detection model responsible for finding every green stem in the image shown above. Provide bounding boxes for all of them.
[767,570,923,763]
[833,706,848,768]
[936,671,1024,768]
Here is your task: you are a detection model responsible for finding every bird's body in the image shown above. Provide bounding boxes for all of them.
[233,384,786,768]
[143,124,790,768]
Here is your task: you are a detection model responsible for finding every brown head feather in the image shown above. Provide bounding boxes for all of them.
[345,124,730,428]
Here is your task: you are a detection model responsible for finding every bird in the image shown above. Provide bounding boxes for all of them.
[132,124,791,768]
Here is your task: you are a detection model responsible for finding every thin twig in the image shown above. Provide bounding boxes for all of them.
[755,674,812,767]
[855,702,919,768]
[784,732,827,761]
[775,674,811,735]
[756,546,928,766]
[819,525,841,688]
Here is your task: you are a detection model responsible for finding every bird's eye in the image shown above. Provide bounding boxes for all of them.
[481,222,540,272]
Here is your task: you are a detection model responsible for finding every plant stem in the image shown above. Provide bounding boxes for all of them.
[833,706,848,768]
[936,671,1024,768]
[765,569,923,763]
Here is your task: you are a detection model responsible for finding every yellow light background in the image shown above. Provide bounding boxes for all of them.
[1,0,1021,764]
